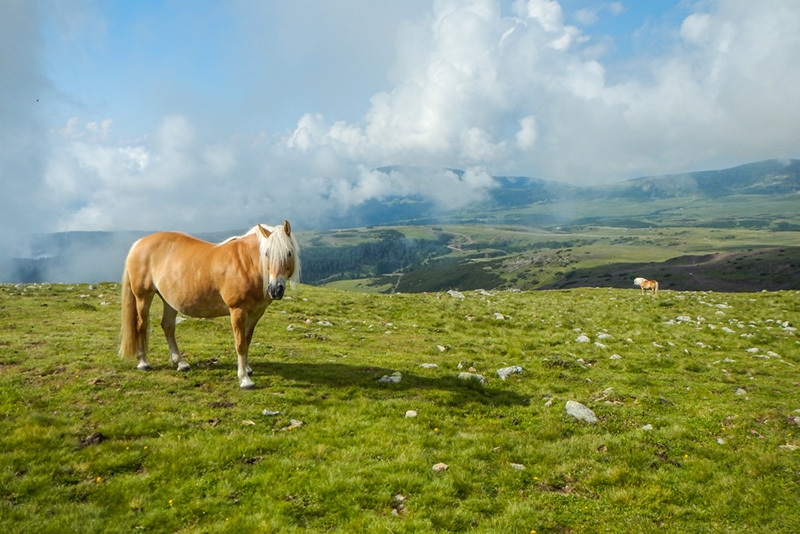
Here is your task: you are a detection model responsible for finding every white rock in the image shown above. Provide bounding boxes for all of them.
[405,410,418,418]
[457,372,486,385]
[496,366,523,380]
[641,424,653,431]
[565,400,598,424]
[378,371,402,384]
[576,334,591,343]
[609,354,622,360]
[447,290,465,299]
[419,363,439,369]
[432,462,449,472]
[509,463,526,470]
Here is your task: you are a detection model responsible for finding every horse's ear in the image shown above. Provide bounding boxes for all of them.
[257,224,271,238]
[283,220,291,236]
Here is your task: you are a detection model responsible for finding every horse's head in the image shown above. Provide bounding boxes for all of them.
[257,220,300,300]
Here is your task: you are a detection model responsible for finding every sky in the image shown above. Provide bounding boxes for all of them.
[2,0,800,260]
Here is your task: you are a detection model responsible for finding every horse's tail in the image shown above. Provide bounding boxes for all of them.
[119,261,144,359]
[653,281,659,294]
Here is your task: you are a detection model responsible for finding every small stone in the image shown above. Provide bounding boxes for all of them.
[378,371,402,384]
[437,345,447,352]
[565,400,598,424]
[735,388,747,396]
[496,365,523,380]
[641,424,653,431]
[405,410,418,418]
[576,334,590,343]
[262,410,281,416]
[493,312,506,320]
[447,290,464,299]
[779,445,799,451]
[457,372,486,385]
[432,462,449,472]
[609,354,622,360]
[510,463,526,470]
[419,363,439,369]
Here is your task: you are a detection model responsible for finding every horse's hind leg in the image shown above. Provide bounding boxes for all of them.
[134,292,155,370]
[161,300,190,372]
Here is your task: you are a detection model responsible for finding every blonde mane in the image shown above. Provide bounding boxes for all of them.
[252,224,301,294]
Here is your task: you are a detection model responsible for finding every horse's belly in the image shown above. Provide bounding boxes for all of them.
[162,290,230,318]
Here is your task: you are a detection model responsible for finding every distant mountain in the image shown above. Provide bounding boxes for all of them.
[581,159,800,201]
[5,159,799,284]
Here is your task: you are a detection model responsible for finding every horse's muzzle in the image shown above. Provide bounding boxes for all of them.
[268,283,285,300]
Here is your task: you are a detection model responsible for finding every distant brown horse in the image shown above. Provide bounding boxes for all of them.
[120,221,299,389]
[633,277,658,295]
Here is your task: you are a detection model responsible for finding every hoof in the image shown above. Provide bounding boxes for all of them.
[136,362,152,371]
[176,362,191,372]
[239,377,255,390]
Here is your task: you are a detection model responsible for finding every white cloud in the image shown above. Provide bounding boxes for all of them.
[2,0,800,250]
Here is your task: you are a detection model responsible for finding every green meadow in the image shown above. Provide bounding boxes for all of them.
[1,282,799,532]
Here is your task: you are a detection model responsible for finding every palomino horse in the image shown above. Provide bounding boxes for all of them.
[633,277,658,295]
[119,220,300,389]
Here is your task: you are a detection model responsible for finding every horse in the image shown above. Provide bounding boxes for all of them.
[119,220,300,389]
[633,277,658,295]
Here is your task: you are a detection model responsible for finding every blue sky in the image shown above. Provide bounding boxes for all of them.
[2,0,799,251]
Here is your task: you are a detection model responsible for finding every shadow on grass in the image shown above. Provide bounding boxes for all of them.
[245,361,530,407]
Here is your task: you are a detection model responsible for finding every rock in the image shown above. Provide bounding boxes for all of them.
[509,463,526,470]
[447,290,465,299]
[735,388,747,396]
[779,445,799,451]
[609,354,622,360]
[597,333,613,340]
[262,410,281,416]
[565,400,598,424]
[496,365,523,380]
[437,345,447,352]
[405,410,418,418]
[493,312,507,320]
[641,424,653,431]
[576,334,590,343]
[419,363,439,369]
[457,372,486,384]
[80,432,106,447]
[378,371,402,384]
[594,342,608,348]
[432,462,449,472]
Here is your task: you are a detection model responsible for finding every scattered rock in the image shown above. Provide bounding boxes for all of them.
[641,424,653,431]
[391,494,408,515]
[597,333,613,340]
[565,400,598,424]
[457,372,486,385]
[735,388,747,396]
[378,371,402,384]
[576,334,590,343]
[437,345,447,352]
[80,432,106,447]
[609,354,622,360]
[496,366,523,380]
[432,462,449,472]
[447,290,465,299]
[493,312,507,320]
[262,410,281,416]
[509,463,526,470]
[779,445,799,451]
[419,363,439,369]
[405,410,418,418]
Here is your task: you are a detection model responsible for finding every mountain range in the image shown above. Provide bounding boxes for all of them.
[5,159,800,285]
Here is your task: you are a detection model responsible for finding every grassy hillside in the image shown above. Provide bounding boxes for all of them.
[2,282,799,532]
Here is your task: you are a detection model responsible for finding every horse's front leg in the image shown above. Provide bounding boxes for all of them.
[161,301,190,372]
[230,308,254,389]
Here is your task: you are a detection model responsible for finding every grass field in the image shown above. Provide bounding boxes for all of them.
[1,282,799,532]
